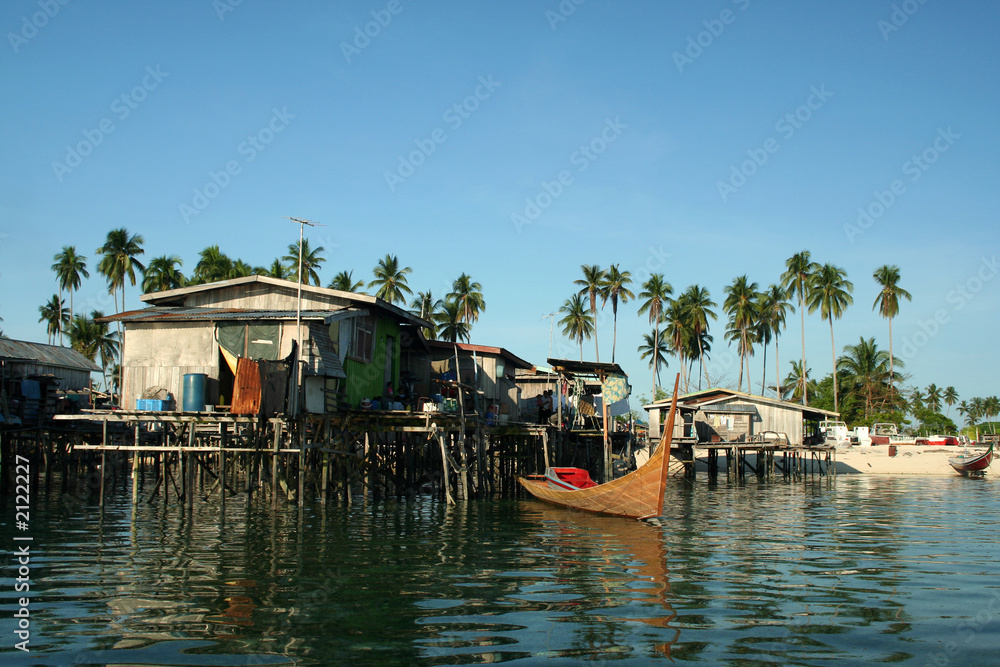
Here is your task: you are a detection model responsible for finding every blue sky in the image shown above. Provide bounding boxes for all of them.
[1,0,998,407]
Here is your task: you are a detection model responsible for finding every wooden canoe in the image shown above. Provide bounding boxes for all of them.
[518,374,680,520]
[948,443,993,477]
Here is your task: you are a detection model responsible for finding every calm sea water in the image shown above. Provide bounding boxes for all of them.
[2,474,999,666]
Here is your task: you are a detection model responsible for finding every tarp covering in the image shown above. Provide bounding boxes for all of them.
[217,323,280,361]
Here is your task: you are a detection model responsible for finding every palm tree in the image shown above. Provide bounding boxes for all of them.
[141,255,184,293]
[782,360,814,403]
[447,273,486,326]
[38,295,68,345]
[434,299,470,343]
[753,304,772,397]
[969,397,986,430]
[52,246,89,322]
[872,264,912,388]
[781,251,818,404]
[807,263,853,412]
[558,294,595,361]
[957,400,970,426]
[96,228,143,397]
[837,337,894,419]
[228,259,255,279]
[663,300,691,391]
[943,386,959,418]
[329,270,365,293]
[67,311,118,392]
[925,383,942,413]
[368,254,413,305]
[191,245,232,284]
[282,238,325,286]
[911,388,926,412]
[600,264,634,363]
[96,228,145,315]
[984,396,1000,434]
[410,290,442,339]
[637,274,672,390]
[681,285,716,389]
[574,265,606,362]
[723,275,760,393]
[266,259,292,280]
[759,284,794,399]
[638,329,670,394]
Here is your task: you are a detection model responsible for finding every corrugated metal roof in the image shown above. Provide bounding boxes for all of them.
[139,275,431,328]
[305,323,347,379]
[0,338,102,372]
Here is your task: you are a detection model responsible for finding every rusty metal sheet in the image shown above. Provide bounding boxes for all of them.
[230,358,261,415]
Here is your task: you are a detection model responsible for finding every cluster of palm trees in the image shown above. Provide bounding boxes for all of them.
[39,230,489,389]
[138,242,487,342]
[43,234,135,392]
[955,395,999,432]
[555,252,916,418]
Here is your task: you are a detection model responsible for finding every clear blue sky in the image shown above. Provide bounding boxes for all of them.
[1,1,997,408]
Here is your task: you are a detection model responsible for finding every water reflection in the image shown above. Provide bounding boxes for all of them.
[1,474,999,664]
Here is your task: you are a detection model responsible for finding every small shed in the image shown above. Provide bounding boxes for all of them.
[0,338,102,424]
[426,341,533,421]
[644,388,840,446]
[0,338,101,390]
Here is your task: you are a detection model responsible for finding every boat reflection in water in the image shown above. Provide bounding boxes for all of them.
[520,503,680,659]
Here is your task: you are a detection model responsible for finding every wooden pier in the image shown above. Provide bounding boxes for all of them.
[672,439,837,481]
[0,408,607,508]
[2,409,835,511]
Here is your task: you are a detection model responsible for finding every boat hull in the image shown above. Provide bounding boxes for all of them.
[518,375,680,520]
[948,444,993,477]
[519,439,669,519]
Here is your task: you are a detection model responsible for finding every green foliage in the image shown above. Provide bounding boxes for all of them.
[911,408,957,435]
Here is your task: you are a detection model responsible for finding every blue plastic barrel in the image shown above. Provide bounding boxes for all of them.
[182,373,207,412]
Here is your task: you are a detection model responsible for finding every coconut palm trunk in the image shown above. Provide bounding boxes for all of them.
[799,281,806,404]
[829,318,838,411]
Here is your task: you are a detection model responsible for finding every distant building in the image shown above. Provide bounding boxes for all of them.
[644,387,840,446]
[0,338,101,391]
[103,276,430,413]
[0,338,102,424]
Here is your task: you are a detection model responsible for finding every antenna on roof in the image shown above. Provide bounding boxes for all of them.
[287,217,324,416]
[541,312,555,361]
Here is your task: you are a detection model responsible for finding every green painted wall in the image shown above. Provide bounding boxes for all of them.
[343,317,400,408]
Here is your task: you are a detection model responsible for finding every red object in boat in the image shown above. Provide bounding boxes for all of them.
[949,444,993,477]
[544,468,598,490]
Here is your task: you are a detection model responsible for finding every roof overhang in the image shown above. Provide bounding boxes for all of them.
[546,358,627,378]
